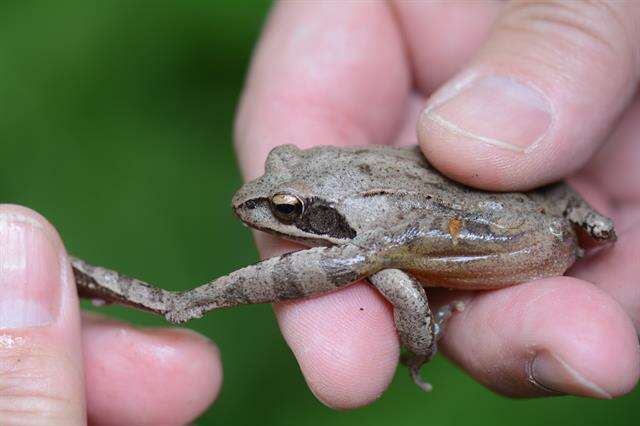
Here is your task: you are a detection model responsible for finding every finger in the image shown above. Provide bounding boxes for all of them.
[81,314,221,426]
[235,0,410,179]
[393,91,428,147]
[235,1,410,408]
[0,204,85,424]
[416,1,640,190]
[570,225,640,330]
[440,277,640,398]
[575,97,640,206]
[565,95,640,330]
[275,283,399,409]
[254,238,400,409]
[392,0,501,93]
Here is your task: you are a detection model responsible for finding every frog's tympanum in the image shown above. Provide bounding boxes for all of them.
[72,145,616,391]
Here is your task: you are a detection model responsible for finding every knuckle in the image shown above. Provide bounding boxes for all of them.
[0,343,82,425]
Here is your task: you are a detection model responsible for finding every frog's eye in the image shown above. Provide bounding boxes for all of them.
[270,193,304,223]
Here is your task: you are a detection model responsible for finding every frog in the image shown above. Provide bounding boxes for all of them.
[71,144,616,391]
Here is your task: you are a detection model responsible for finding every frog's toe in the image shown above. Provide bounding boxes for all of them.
[410,367,433,392]
[434,301,465,339]
[403,353,433,392]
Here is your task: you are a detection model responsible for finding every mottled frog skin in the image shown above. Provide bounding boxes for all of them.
[71,144,616,391]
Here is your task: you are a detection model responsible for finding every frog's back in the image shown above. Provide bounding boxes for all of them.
[299,145,548,216]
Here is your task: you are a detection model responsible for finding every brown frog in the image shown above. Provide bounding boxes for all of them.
[71,144,616,391]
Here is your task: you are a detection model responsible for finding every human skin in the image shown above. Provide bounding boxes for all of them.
[3,2,640,423]
[234,1,640,408]
[0,204,222,425]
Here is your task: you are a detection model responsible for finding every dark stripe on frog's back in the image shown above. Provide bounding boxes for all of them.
[299,145,457,197]
[300,145,546,218]
[347,146,478,201]
[370,147,546,212]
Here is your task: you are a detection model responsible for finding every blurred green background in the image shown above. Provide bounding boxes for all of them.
[1,1,638,425]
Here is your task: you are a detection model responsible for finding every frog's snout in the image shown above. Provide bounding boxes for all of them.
[232,197,266,225]
[231,186,250,211]
[232,191,281,235]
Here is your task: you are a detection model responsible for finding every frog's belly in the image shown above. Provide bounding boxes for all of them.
[401,222,579,290]
[407,244,577,290]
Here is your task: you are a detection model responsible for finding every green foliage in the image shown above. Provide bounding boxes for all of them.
[1,1,637,424]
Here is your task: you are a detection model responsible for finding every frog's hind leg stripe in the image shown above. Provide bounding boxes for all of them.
[71,256,172,315]
[165,243,378,323]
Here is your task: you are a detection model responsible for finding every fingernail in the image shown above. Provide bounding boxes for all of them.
[422,75,553,153]
[0,218,60,328]
[529,351,612,399]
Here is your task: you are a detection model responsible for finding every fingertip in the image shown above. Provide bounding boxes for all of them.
[526,279,640,398]
[417,2,640,191]
[82,317,221,425]
[144,327,224,402]
[417,73,560,190]
[275,283,399,409]
[234,1,409,179]
[441,277,639,398]
[0,204,68,255]
[0,204,86,423]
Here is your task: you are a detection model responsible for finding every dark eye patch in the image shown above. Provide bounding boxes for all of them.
[295,198,356,239]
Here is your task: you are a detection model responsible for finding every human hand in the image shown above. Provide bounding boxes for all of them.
[0,205,221,425]
[234,1,640,408]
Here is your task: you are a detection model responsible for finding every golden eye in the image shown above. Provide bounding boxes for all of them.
[270,193,303,223]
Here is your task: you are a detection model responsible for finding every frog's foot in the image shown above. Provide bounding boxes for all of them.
[400,301,466,391]
[433,301,465,339]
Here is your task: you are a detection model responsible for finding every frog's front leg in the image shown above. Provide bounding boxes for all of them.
[369,269,463,392]
[532,183,616,242]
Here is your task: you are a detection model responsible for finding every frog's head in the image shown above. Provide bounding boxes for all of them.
[232,144,357,246]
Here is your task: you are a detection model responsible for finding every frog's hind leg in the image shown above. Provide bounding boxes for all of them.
[369,269,463,392]
[369,269,435,391]
[71,256,174,316]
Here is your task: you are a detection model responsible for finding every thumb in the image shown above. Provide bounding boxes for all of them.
[0,205,85,425]
[418,1,640,190]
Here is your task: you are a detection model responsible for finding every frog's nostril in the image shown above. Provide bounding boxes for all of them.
[233,198,272,228]
[243,199,259,210]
